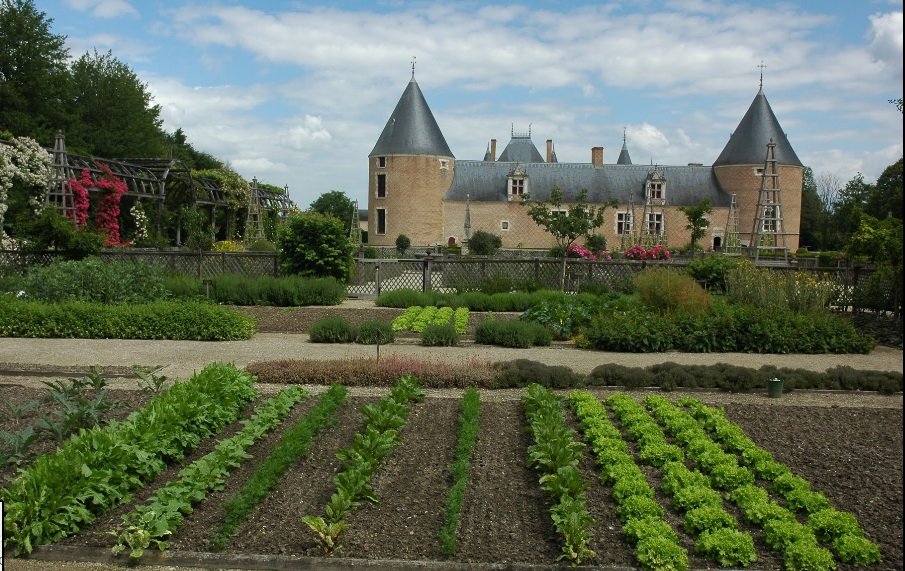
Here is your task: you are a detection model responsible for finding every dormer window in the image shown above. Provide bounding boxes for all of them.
[509,178,526,197]
[507,163,527,201]
[646,167,666,204]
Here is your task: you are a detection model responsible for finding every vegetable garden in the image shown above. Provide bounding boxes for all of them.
[1,365,900,570]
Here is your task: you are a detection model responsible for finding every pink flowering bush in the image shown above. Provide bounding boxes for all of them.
[67,165,127,245]
[624,244,671,261]
[566,243,597,260]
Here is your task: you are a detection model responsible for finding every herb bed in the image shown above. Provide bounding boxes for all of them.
[4,390,901,570]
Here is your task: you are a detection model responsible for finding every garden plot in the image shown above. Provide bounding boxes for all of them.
[2,378,901,571]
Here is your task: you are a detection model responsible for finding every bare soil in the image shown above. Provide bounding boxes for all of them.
[5,385,900,570]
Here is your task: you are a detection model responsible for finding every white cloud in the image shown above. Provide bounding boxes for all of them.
[284,116,332,150]
[867,11,904,80]
[63,0,137,18]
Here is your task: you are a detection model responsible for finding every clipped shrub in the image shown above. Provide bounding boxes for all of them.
[375,288,434,308]
[309,316,357,343]
[686,255,739,292]
[493,359,583,389]
[634,267,712,315]
[248,239,277,252]
[0,298,255,340]
[475,320,551,348]
[421,323,459,346]
[468,230,502,256]
[207,275,345,306]
[355,320,395,344]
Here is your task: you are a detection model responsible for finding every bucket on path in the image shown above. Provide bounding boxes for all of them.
[767,377,784,398]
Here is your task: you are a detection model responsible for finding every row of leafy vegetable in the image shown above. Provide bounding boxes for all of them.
[391,306,469,335]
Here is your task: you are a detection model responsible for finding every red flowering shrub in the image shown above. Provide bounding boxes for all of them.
[624,244,671,260]
[67,170,91,228]
[66,165,127,245]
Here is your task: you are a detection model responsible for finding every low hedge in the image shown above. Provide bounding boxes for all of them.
[206,275,345,306]
[246,358,902,393]
[0,298,255,341]
[582,303,874,354]
[375,288,594,312]
[475,320,551,348]
[308,316,394,344]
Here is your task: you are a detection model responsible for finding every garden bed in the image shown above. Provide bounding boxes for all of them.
[9,387,902,570]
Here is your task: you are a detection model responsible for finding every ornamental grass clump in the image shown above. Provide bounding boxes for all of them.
[726,260,837,314]
[633,267,712,315]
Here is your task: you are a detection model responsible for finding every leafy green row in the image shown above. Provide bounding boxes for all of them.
[568,391,688,571]
[0,298,256,340]
[391,306,469,335]
[111,386,308,559]
[643,396,837,571]
[523,384,595,565]
[438,388,481,556]
[211,384,348,550]
[679,397,882,565]
[302,376,423,555]
[607,394,756,568]
[2,363,257,555]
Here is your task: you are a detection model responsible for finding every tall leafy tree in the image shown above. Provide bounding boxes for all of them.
[866,158,903,220]
[309,190,355,233]
[68,49,166,157]
[0,0,70,143]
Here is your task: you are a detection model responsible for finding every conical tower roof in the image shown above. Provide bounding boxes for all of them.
[714,89,801,166]
[369,77,454,158]
[617,141,632,165]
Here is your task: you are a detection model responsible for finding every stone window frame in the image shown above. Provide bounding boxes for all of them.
[376,173,387,198]
[616,211,634,235]
[377,156,387,168]
[500,220,511,231]
[376,207,387,235]
[646,212,664,235]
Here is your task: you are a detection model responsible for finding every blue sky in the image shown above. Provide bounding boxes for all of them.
[40,0,903,209]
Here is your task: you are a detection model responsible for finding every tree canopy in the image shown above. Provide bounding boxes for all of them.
[522,188,616,253]
[310,190,355,233]
[678,199,712,254]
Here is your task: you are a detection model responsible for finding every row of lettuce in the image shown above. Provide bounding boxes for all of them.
[1,364,883,570]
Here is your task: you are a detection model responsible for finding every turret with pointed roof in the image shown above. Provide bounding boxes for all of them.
[714,88,801,166]
[369,77,453,158]
[616,132,633,165]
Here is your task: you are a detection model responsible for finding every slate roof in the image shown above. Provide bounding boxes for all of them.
[497,136,545,163]
[714,89,802,167]
[444,161,730,207]
[369,78,454,158]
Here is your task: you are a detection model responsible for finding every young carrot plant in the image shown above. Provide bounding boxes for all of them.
[438,388,481,556]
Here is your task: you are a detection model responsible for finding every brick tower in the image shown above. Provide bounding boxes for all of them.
[367,73,455,247]
[713,86,803,251]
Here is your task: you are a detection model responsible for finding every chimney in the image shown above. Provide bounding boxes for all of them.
[546,139,554,163]
[490,139,497,161]
[592,146,604,167]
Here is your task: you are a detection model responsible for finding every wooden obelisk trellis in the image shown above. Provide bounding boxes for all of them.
[724,193,742,255]
[620,194,637,250]
[750,139,788,263]
[45,131,76,220]
[349,200,362,245]
[244,177,265,243]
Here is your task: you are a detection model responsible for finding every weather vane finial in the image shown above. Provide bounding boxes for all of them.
[411,56,416,78]
[758,60,767,90]
[623,125,627,145]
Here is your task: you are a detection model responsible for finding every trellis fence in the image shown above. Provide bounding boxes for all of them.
[0,249,278,279]
[1,250,898,315]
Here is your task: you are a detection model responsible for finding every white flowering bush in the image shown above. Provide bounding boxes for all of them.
[0,136,52,233]
[130,202,149,241]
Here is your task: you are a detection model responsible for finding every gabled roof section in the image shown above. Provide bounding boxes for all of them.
[714,89,802,167]
[497,136,545,163]
[369,78,454,158]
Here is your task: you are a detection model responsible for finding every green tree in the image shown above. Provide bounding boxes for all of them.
[395,234,410,256]
[523,187,616,288]
[277,211,353,281]
[309,190,354,233]
[678,199,713,255]
[798,166,823,249]
[468,230,502,256]
[164,128,223,170]
[523,188,616,253]
[67,49,166,157]
[866,158,902,220]
[0,0,70,144]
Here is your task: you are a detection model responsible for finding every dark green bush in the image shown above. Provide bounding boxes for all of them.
[375,288,434,308]
[208,275,345,306]
[686,255,739,293]
[0,298,254,340]
[23,257,169,304]
[420,323,459,346]
[277,211,353,280]
[309,316,357,343]
[355,320,395,344]
[468,230,502,256]
[163,274,203,298]
[583,308,677,352]
[493,359,583,389]
[475,320,551,348]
